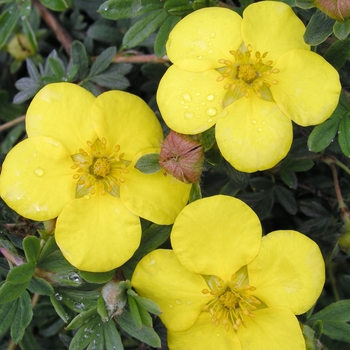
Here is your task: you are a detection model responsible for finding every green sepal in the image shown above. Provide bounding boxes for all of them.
[333,19,350,40]
[0,280,29,304]
[65,307,97,330]
[304,9,335,45]
[79,269,115,284]
[97,294,109,322]
[122,9,169,49]
[128,294,142,328]
[135,153,162,174]
[11,291,33,343]
[23,236,41,263]
[133,295,162,316]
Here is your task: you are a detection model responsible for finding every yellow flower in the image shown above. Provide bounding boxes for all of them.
[0,83,191,272]
[132,195,325,349]
[157,1,341,172]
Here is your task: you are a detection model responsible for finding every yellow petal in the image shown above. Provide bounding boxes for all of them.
[237,307,306,350]
[91,91,163,160]
[120,149,191,225]
[0,136,76,221]
[168,312,242,350]
[167,7,242,72]
[247,230,325,315]
[216,94,292,173]
[56,192,141,272]
[242,1,309,63]
[171,195,261,281]
[272,50,341,126]
[157,65,225,134]
[26,83,97,155]
[131,249,211,332]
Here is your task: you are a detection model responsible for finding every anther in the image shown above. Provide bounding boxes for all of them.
[73,174,80,179]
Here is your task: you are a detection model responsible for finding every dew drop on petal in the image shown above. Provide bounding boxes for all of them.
[169,304,174,308]
[148,258,155,266]
[84,195,90,200]
[251,120,257,124]
[257,127,263,132]
[208,118,213,123]
[184,112,194,119]
[175,299,183,305]
[206,94,215,101]
[34,167,44,176]
[182,93,192,102]
[207,108,217,117]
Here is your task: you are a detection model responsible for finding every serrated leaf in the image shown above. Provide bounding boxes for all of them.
[154,14,180,57]
[11,291,33,343]
[324,38,350,70]
[88,46,116,77]
[135,153,161,174]
[98,0,163,20]
[27,276,54,296]
[338,115,350,156]
[333,19,350,40]
[71,41,89,80]
[23,236,41,263]
[79,270,114,284]
[38,0,71,11]
[307,116,341,152]
[0,299,17,336]
[7,262,36,284]
[274,185,298,215]
[0,6,21,50]
[308,300,350,342]
[304,10,335,45]
[122,9,168,49]
[116,310,161,348]
[103,319,123,350]
[0,280,28,304]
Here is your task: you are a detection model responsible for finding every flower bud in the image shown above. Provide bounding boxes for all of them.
[314,0,350,21]
[0,247,25,266]
[7,34,36,61]
[338,231,350,254]
[159,131,204,184]
[101,280,128,317]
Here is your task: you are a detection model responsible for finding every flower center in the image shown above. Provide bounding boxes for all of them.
[202,273,262,332]
[216,44,279,107]
[71,138,130,198]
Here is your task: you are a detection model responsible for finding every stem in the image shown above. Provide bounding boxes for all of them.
[329,162,347,209]
[327,262,340,301]
[7,340,16,350]
[0,115,25,132]
[111,53,169,64]
[31,293,40,307]
[333,158,350,176]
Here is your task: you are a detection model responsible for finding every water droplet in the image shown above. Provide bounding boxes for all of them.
[257,127,263,132]
[187,301,191,305]
[211,32,216,38]
[197,55,203,59]
[182,93,192,102]
[262,121,266,125]
[84,195,90,200]
[34,167,44,176]
[54,293,63,301]
[251,120,257,124]
[69,272,82,283]
[169,304,174,308]
[185,112,194,119]
[184,105,189,109]
[74,302,85,310]
[207,118,213,123]
[195,92,200,96]
[206,108,217,117]
[175,299,183,305]
[206,94,215,101]
[148,258,155,266]
[217,333,220,337]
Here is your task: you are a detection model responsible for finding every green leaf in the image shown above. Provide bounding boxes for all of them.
[48,57,65,78]
[116,310,161,348]
[189,182,202,203]
[22,18,38,51]
[26,58,41,83]
[307,116,341,152]
[338,115,350,156]
[98,0,163,20]
[103,319,123,350]
[79,270,115,284]
[304,10,335,45]
[324,38,350,69]
[11,291,33,343]
[23,236,41,263]
[50,294,70,323]
[135,153,162,174]
[295,0,315,9]
[280,158,314,172]
[88,46,116,77]
[308,299,350,342]
[71,41,89,79]
[65,307,97,330]
[201,126,216,151]
[333,19,350,40]
[27,276,54,296]
[68,315,100,350]
[238,190,275,220]
[274,185,298,215]
[154,15,180,57]
[128,294,142,328]
[0,281,29,304]
[38,0,72,11]
[134,295,162,316]
[122,9,169,49]
[0,6,21,50]
[7,262,36,284]
[18,327,39,350]
[90,72,130,90]
[0,299,17,337]
[97,294,109,322]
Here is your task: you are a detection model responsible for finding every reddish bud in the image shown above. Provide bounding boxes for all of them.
[159,131,204,184]
[314,0,350,21]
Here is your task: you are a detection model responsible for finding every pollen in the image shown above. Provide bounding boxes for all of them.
[93,157,111,178]
[217,43,279,107]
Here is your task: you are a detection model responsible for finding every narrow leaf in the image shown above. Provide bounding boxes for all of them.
[23,236,41,263]
[103,319,123,350]
[38,0,71,11]
[48,58,65,78]
[0,299,17,336]
[71,41,89,80]
[0,6,20,50]
[50,294,69,323]
[88,46,116,77]
[65,308,97,330]
[154,15,180,57]
[338,115,350,156]
[324,38,350,69]
[0,281,29,304]
[22,18,38,51]
[134,295,162,316]
[128,294,142,328]
[79,270,114,284]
